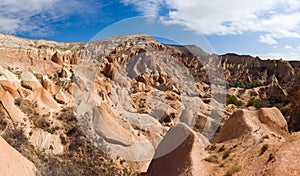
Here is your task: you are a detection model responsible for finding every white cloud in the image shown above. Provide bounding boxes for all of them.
[0,0,99,36]
[259,34,278,45]
[122,0,300,44]
[121,0,163,16]
[285,45,293,49]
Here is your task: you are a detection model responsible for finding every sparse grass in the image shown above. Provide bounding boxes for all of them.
[203,99,211,104]
[222,149,232,159]
[2,128,28,151]
[267,152,275,162]
[206,144,217,151]
[259,144,269,156]
[14,97,23,106]
[2,107,137,176]
[219,160,225,167]
[204,155,219,164]
[218,145,226,152]
[225,164,242,176]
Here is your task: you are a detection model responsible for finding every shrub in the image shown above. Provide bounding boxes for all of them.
[35,117,50,129]
[203,99,211,104]
[204,155,219,164]
[259,144,269,155]
[222,149,232,159]
[218,145,226,152]
[267,153,275,162]
[2,128,28,151]
[227,95,243,107]
[14,97,23,106]
[268,96,282,104]
[225,164,242,176]
[247,97,264,109]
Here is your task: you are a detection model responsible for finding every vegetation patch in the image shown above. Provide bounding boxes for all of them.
[225,164,242,176]
[222,149,232,159]
[204,154,219,164]
[259,144,269,156]
[247,97,264,109]
[2,107,137,176]
[227,95,243,107]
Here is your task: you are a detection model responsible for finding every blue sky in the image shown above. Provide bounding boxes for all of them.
[1,0,300,60]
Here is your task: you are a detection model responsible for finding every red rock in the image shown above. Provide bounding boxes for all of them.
[0,136,39,176]
[217,108,288,143]
[51,51,63,65]
[143,123,209,176]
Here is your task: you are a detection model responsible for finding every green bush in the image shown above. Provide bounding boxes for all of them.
[268,96,282,104]
[247,97,264,109]
[227,95,243,107]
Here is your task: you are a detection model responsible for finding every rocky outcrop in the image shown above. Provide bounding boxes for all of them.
[143,123,209,176]
[0,91,25,123]
[27,87,59,110]
[289,89,300,131]
[29,129,64,155]
[267,74,288,97]
[55,89,69,104]
[41,76,56,94]
[0,66,21,98]
[21,71,42,91]
[51,52,64,65]
[220,53,296,85]
[0,136,39,176]
[217,108,288,142]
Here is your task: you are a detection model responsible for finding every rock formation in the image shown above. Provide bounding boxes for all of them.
[289,89,300,131]
[0,136,39,176]
[0,33,299,175]
[143,123,210,176]
[217,108,288,143]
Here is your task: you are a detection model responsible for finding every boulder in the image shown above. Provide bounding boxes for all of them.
[217,108,288,143]
[143,123,210,176]
[0,136,39,176]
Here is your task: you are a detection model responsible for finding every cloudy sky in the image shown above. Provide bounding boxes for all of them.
[1,0,300,60]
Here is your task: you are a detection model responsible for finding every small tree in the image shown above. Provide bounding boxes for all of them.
[247,97,264,109]
[228,95,243,107]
